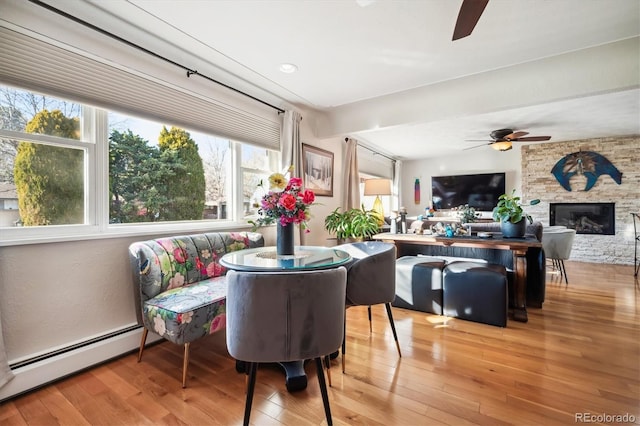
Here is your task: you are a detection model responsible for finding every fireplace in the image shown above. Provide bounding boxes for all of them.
[550,203,615,235]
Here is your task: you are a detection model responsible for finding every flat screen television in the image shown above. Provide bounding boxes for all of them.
[432,172,505,211]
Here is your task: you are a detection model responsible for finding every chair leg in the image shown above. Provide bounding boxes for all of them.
[243,362,258,426]
[324,355,332,387]
[315,357,333,426]
[368,305,372,333]
[385,303,402,358]
[182,342,190,388]
[137,328,148,362]
[560,260,569,284]
[342,317,346,374]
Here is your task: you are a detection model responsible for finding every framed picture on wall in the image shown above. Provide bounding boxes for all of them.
[302,144,334,197]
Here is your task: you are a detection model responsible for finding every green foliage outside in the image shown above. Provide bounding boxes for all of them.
[109,127,206,223]
[14,109,82,226]
[158,126,205,221]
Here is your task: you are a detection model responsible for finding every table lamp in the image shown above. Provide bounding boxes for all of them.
[364,178,392,224]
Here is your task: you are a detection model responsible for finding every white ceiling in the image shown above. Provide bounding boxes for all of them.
[59,0,640,158]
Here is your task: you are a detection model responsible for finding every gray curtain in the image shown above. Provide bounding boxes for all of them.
[0,310,14,389]
[342,138,360,210]
[281,110,305,242]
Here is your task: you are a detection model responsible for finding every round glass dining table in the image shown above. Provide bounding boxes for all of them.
[219,245,352,271]
[220,245,351,392]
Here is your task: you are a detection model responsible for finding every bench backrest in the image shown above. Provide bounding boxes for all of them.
[129,232,264,303]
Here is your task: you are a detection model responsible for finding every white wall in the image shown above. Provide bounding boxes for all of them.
[400,145,522,217]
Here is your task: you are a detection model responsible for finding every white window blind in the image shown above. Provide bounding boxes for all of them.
[0,26,281,150]
[357,145,394,179]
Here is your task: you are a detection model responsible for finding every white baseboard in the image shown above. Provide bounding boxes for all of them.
[0,327,162,402]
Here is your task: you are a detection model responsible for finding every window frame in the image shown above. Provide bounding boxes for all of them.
[0,102,279,247]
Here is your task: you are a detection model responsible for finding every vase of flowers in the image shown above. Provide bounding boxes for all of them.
[248,167,315,255]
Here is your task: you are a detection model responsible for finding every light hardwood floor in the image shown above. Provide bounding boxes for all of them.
[1,261,639,425]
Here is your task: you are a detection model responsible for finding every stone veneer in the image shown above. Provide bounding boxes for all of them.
[522,135,640,265]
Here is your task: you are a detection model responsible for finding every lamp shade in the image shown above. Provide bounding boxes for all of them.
[364,178,392,196]
[491,141,512,151]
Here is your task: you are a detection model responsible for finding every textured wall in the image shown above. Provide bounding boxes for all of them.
[522,136,640,264]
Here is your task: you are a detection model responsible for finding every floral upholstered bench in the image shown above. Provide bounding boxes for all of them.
[128,231,264,387]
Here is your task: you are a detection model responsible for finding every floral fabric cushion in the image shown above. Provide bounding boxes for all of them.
[143,276,227,345]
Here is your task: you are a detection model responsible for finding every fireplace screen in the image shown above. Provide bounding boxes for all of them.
[550,203,615,235]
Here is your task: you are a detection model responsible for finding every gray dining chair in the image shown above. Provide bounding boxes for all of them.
[334,241,401,373]
[226,267,347,426]
[542,228,576,284]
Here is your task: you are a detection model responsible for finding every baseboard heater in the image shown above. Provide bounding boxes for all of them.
[0,325,162,402]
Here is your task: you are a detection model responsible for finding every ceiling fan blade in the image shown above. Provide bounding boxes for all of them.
[452,0,489,41]
[463,143,490,150]
[506,131,529,139]
[513,136,552,142]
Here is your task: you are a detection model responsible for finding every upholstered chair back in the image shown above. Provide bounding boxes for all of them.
[335,241,397,307]
[226,267,347,363]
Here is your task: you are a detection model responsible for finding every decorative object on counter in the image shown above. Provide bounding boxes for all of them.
[456,204,480,223]
[389,211,398,234]
[492,190,540,238]
[399,207,408,234]
[551,150,622,192]
[324,206,380,244]
[425,206,435,217]
[248,167,315,255]
[445,224,455,237]
[364,178,391,226]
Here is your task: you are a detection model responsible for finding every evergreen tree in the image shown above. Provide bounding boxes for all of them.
[14,109,82,225]
[158,126,205,220]
[109,130,169,223]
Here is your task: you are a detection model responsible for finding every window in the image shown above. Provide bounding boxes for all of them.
[360,173,393,215]
[0,84,279,242]
[0,86,87,228]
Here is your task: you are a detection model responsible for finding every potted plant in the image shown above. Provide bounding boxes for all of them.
[324,206,380,244]
[492,190,540,238]
[456,204,479,223]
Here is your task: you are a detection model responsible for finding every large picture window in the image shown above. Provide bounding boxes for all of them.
[0,84,279,242]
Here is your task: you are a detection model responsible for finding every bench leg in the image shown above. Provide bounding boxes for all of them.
[137,328,148,362]
[182,342,190,388]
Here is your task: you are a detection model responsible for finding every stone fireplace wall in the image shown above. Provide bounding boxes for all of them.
[522,135,640,265]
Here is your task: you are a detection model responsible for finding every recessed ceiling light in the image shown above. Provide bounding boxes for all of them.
[279,63,298,73]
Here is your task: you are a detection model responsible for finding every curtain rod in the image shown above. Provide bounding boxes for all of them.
[28,0,286,114]
[345,137,395,162]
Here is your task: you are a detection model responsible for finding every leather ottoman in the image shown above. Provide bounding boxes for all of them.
[393,255,446,315]
[443,261,508,327]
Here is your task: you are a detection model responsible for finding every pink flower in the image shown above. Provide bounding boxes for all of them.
[173,248,187,263]
[289,177,302,188]
[206,262,223,277]
[209,314,226,334]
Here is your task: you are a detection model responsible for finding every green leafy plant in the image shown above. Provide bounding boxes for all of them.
[492,190,540,224]
[324,206,380,242]
[456,204,479,223]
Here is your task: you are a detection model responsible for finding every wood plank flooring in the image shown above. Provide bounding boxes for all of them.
[1,261,639,425]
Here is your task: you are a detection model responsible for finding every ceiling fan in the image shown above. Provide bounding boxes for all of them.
[452,0,489,41]
[465,129,552,151]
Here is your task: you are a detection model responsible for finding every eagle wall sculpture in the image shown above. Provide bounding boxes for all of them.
[551,151,622,191]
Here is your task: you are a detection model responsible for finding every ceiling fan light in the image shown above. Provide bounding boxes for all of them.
[491,141,512,151]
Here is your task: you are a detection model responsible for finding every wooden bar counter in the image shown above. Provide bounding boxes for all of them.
[372,232,542,322]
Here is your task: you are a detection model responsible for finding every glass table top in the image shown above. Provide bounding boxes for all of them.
[220,246,352,272]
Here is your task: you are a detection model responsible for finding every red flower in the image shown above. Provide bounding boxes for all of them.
[279,193,297,211]
[302,189,315,204]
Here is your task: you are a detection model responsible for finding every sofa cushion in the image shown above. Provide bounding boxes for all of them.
[143,276,228,345]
